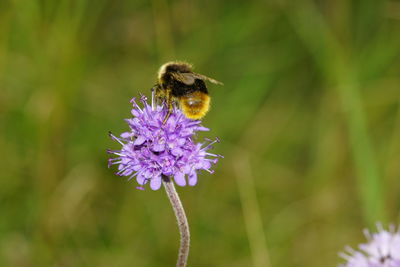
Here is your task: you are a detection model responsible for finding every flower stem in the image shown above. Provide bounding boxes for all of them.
[162,175,190,267]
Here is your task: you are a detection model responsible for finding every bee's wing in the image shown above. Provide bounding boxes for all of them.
[171,72,223,86]
[170,72,196,85]
[191,73,224,85]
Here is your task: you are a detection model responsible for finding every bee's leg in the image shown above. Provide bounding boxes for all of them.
[162,89,173,124]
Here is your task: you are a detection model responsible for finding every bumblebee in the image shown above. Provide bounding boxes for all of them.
[153,61,222,123]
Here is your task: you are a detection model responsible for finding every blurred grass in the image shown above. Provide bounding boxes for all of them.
[281,0,386,225]
[1,0,400,266]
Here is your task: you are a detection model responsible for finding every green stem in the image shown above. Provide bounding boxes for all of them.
[162,175,190,267]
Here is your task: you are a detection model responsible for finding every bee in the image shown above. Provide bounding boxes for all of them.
[153,61,223,123]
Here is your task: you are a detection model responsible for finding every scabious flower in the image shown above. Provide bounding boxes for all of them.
[339,223,400,267]
[107,93,222,190]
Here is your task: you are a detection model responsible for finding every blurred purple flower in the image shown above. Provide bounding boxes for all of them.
[340,223,400,267]
[107,93,222,190]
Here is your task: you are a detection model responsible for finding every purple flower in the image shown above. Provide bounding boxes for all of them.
[340,223,400,267]
[107,93,222,190]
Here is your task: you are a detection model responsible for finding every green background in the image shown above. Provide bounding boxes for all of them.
[1,0,400,266]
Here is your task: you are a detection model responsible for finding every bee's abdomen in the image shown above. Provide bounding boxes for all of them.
[180,91,210,120]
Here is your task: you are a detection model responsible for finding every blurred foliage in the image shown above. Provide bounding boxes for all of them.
[1,0,400,266]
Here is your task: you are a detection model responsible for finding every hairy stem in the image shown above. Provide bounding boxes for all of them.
[162,175,190,267]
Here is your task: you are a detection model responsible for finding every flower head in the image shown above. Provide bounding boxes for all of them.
[108,93,222,190]
[340,223,400,267]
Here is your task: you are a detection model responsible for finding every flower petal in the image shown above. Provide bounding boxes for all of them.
[188,172,197,186]
[120,132,133,139]
[131,109,140,117]
[177,138,186,146]
[171,147,183,156]
[134,135,146,146]
[196,126,209,132]
[152,143,165,152]
[150,176,162,190]
[136,174,147,186]
[174,172,186,186]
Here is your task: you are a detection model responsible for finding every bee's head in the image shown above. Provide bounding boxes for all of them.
[158,61,193,79]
